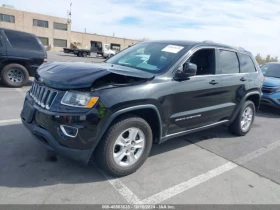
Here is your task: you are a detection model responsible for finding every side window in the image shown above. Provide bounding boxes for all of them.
[4,30,41,51]
[239,54,256,73]
[219,50,239,74]
[188,49,216,75]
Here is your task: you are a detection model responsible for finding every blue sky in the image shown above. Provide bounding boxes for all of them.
[5,0,280,57]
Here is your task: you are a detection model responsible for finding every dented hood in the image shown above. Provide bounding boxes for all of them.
[35,62,154,89]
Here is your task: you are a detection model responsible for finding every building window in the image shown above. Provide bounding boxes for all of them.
[54,38,67,47]
[53,22,68,31]
[38,37,49,46]
[0,13,15,23]
[33,19,48,28]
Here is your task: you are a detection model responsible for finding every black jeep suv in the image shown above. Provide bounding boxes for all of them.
[21,40,263,176]
[0,28,47,87]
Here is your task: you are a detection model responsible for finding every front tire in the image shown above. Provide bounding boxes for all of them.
[1,64,29,88]
[228,101,255,136]
[95,115,153,177]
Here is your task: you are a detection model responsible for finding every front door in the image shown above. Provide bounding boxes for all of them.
[167,48,233,135]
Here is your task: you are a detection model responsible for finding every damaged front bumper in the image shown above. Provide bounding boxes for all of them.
[20,95,102,164]
[22,119,91,163]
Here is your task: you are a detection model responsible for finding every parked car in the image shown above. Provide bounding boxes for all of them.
[20,40,263,176]
[0,28,47,87]
[260,62,280,108]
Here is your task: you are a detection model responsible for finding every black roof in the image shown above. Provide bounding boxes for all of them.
[0,27,35,36]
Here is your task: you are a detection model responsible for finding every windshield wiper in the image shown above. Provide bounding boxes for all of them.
[115,63,150,72]
[118,63,135,68]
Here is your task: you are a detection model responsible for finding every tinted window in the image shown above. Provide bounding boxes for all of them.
[239,54,256,73]
[33,19,48,28]
[53,22,68,30]
[5,30,42,51]
[219,50,239,74]
[261,64,280,78]
[54,39,67,47]
[0,13,15,23]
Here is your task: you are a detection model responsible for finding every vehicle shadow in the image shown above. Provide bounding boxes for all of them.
[150,125,236,157]
[0,123,236,189]
[257,105,280,118]
[0,123,107,189]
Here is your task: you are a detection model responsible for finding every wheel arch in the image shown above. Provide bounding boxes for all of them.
[0,60,28,72]
[229,91,261,124]
[86,104,162,163]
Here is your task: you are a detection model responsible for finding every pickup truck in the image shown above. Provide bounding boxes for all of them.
[63,48,91,57]
[96,43,116,58]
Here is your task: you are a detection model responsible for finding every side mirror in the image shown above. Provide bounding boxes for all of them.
[174,62,197,80]
[183,62,197,76]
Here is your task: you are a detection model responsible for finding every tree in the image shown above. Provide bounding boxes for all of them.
[255,54,262,64]
[266,55,271,63]
[255,54,278,65]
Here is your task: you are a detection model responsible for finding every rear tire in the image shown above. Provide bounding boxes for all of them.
[1,64,29,88]
[228,101,255,136]
[95,115,153,177]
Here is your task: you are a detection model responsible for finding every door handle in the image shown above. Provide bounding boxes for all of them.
[209,80,219,85]
[240,77,247,82]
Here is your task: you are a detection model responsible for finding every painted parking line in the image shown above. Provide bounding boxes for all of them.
[0,118,21,125]
[96,166,142,204]
[141,139,280,204]
[15,88,27,97]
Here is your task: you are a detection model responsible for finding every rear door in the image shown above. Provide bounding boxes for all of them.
[218,49,248,118]
[238,53,259,89]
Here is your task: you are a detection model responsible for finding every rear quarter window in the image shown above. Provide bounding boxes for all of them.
[239,54,256,73]
[4,30,42,51]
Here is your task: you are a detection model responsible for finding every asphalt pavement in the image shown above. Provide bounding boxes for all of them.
[1,52,280,205]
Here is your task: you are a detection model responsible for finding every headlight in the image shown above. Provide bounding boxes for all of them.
[61,92,99,108]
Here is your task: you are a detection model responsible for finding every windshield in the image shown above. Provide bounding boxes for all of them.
[105,42,189,74]
[261,63,280,78]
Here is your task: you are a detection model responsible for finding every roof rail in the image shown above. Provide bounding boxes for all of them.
[202,40,214,43]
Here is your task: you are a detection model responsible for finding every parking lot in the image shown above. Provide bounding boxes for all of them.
[1,52,280,205]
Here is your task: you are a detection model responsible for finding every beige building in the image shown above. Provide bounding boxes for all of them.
[0,5,140,52]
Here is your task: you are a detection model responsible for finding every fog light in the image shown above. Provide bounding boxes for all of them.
[60,125,78,138]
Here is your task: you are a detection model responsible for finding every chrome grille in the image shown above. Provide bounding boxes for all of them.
[29,82,58,109]
[262,86,278,94]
